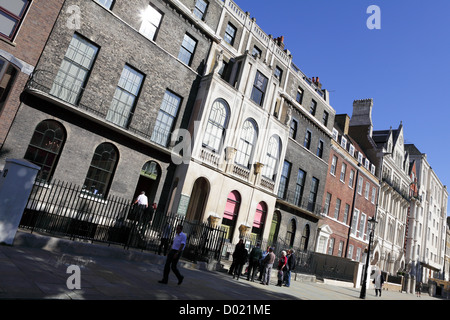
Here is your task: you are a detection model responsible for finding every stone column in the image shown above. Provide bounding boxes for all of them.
[0,159,40,245]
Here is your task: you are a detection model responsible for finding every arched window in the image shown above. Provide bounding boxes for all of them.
[235,119,258,168]
[262,135,281,180]
[252,201,267,239]
[202,99,229,153]
[269,211,281,243]
[222,190,241,240]
[24,120,66,182]
[300,224,310,251]
[285,219,296,247]
[82,143,118,198]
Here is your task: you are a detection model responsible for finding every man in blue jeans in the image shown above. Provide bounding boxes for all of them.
[158,224,186,285]
[284,249,296,287]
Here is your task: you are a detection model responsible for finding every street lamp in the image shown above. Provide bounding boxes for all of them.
[360,216,377,299]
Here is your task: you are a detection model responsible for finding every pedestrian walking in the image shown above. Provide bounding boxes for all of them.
[260,247,275,285]
[374,270,384,297]
[276,250,287,287]
[157,221,171,256]
[283,249,296,287]
[247,243,262,281]
[158,224,186,285]
[416,281,423,297]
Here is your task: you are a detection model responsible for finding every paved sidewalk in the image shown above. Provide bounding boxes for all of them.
[0,231,443,302]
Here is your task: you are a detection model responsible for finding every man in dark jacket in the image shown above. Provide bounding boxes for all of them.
[284,249,296,287]
[261,247,276,285]
[233,241,248,280]
[247,243,262,281]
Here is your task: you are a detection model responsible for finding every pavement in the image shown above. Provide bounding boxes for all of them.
[0,231,444,314]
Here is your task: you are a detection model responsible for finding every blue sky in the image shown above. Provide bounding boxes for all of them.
[235,0,450,214]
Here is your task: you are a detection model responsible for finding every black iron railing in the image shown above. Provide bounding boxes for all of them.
[19,178,226,263]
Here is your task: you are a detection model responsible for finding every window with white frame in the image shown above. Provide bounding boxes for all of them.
[334,198,341,219]
[340,163,346,182]
[139,4,163,41]
[235,119,257,168]
[324,192,331,216]
[357,177,363,194]
[358,152,363,163]
[358,212,366,238]
[371,187,377,204]
[202,99,229,152]
[0,0,31,41]
[193,0,208,20]
[178,33,197,66]
[330,155,337,175]
[262,135,281,180]
[365,182,370,199]
[340,136,347,149]
[349,169,355,188]
[50,33,99,104]
[151,90,182,147]
[351,209,359,236]
[106,65,144,128]
[349,144,355,157]
[332,128,338,141]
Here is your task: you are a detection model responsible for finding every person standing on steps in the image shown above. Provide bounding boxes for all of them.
[158,224,186,285]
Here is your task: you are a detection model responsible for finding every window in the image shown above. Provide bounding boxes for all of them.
[309,100,317,115]
[252,46,262,58]
[371,187,377,204]
[349,169,355,188]
[343,203,350,225]
[296,88,303,104]
[224,22,237,45]
[252,202,267,239]
[334,198,341,219]
[250,71,268,106]
[83,143,118,198]
[341,136,347,149]
[0,58,18,114]
[139,4,163,41]
[202,99,229,152]
[222,191,241,240]
[303,130,311,149]
[24,120,66,183]
[193,0,208,20]
[0,0,31,41]
[307,177,319,212]
[357,177,363,194]
[289,119,298,139]
[351,209,359,236]
[262,135,280,180]
[316,140,324,158]
[327,238,335,255]
[274,66,283,81]
[332,128,338,141]
[94,0,114,9]
[178,33,197,66]
[294,169,306,206]
[365,182,370,199]
[330,155,337,175]
[322,111,329,126]
[340,163,346,182]
[324,193,331,216]
[151,90,182,147]
[358,212,366,238]
[50,34,99,104]
[235,119,257,167]
[277,161,291,199]
[106,65,144,128]
[349,144,355,157]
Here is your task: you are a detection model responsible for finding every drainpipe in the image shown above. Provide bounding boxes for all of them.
[345,163,361,257]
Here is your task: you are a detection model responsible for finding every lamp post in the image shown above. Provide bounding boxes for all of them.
[360,216,377,299]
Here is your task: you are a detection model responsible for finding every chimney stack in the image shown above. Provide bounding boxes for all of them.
[349,99,374,137]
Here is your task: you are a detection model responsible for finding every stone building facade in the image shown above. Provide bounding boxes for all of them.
[0,0,216,210]
[404,144,448,285]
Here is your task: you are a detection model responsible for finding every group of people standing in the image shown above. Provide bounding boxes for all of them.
[228,239,296,287]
